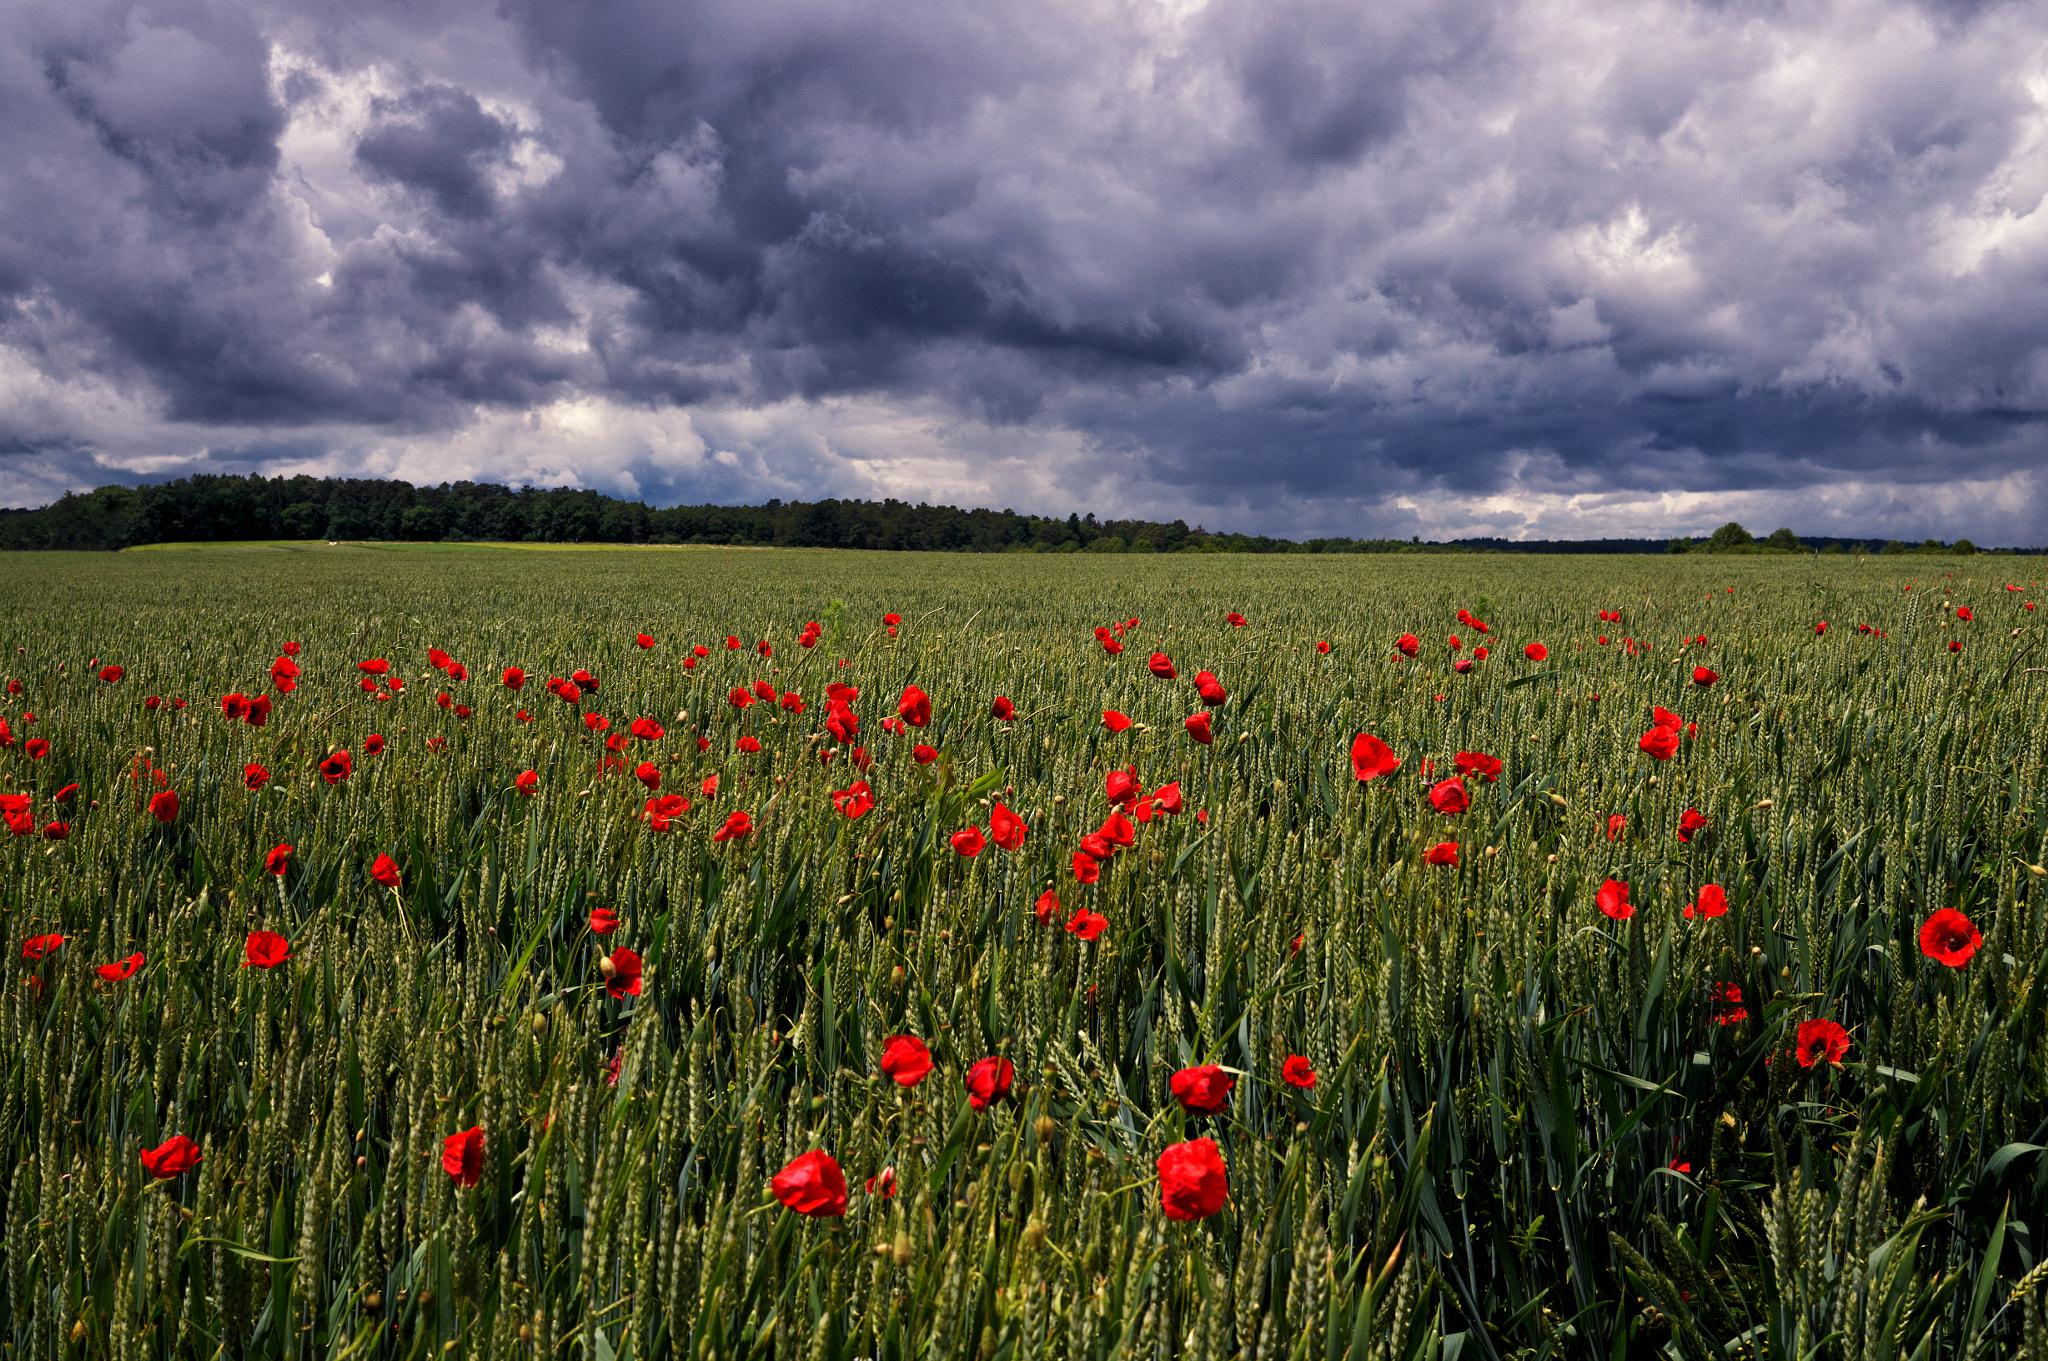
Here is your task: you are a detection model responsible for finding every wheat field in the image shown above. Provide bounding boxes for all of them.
[0,544,2041,1361]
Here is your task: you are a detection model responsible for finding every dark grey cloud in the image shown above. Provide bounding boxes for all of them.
[2,0,2047,541]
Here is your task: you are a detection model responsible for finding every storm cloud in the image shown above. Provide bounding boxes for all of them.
[2,0,2046,540]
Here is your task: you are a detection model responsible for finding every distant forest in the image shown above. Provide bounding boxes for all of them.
[0,475,2033,555]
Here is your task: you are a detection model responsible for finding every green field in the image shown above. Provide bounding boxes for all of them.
[0,546,2043,1360]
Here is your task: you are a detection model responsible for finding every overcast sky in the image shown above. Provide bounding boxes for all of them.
[3,0,2046,541]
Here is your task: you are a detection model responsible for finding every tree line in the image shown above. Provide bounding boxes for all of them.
[0,476,2031,555]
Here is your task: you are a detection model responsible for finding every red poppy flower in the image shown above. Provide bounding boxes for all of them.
[1351,733,1401,782]
[1142,651,1178,680]
[1169,1064,1235,1115]
[1079,800,1128,842]
[1710,982,1747,1025]
[98,665,124,683]
[1184,712,1213,744]
[1796,1018,1850,1068]
[1427,777,1469,814]
[1639,726,1680,761]
[572,670,599,694]
[867,1166,897,1198]
[319,751,352,784]
[244,930,289,969]
[712,810,753,842]
[736,736,762,754]
[360,856,398,892]
[1815,621,1828,635]
[1066,907,1108,940]
[1423,841,1458,866]
[825,705,859,744]
[1603,813,1624,841]
[990,802,1026,851]
[772,1150,848,1217]
[1692,666,1718,688]
[752,680,777,704]
[1454,751,1502,783]
[1919,908,1980,967]
[447,662,468,683]
[95,952,143,982]
[1678,809,1708,843]
[948,826,985,857]
[1472,646,1489,661]
[1101,710,1134,733]
[1032,889,1062,924]
[140,1135,202,1179]
[149,790,179,823]
[1523,643,1548,662]
[1194,671,1228,706]
[965,1056,1014,1110]
[1596,879,1633,920]
[1151,782,1183,814]
[1453,658,1474,674]
[20,934,62,960]
[898,686,932,728]
[1072,852,1100,883]
[1685,884,1728,919]
[49,784,76,808]
[1947,639,1963,653]
[644,794,689,830]
[233,760,268,794]
[830,781,875,819]
[1225,612,1247,627]
[780,692,805,715]
[1079,832,1115,861]
[583,904,620,936]
[426,1126,487,1188]
[1101,636,1124,655]
[991,695,1015,720]
[605,947,643,998]
[39,822,65,841]
[1314,640,1331,655]
[624,761,657,792]
[881,1035,934,1086]
[265,844,293,876]
[505,769,536,799]
[702,774,719,797]
[22,738,47,760]
[1157,1138,1228,1220]
[1281,1055,1317,1088]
